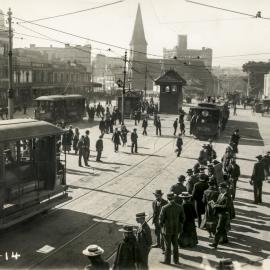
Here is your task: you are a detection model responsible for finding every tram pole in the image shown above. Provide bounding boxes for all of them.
[121,51,127,124]
[7,8,14,119]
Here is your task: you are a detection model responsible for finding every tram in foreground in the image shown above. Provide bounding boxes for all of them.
[189,102,229,139]
[34,94,86,123]
[0,119,69,229]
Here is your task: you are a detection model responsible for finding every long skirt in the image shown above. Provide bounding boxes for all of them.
[179,221,198,248]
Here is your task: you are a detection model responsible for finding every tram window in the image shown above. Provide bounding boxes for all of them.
[171,85,177,93]
[165,86,171,93]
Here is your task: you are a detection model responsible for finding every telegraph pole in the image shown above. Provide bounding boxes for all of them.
[7,8,14,119]
[144,65,147,99]
[121,51,127,124]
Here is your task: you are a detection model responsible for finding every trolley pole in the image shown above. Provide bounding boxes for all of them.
[7,8,14,119]
[121,51,127,124]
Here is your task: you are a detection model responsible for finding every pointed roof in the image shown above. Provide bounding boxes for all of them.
[130,4,147,46]
[155,69,187,85]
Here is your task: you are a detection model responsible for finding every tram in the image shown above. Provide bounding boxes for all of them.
[34,94,86,123]
[190,102,229,139]
[0,119,69,229]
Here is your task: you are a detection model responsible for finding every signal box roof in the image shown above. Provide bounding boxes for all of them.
[155,70,186,85]
[35,94,85,101]
[0,119,65,143]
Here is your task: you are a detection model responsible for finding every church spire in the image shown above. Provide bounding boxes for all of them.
[130,4,147,46]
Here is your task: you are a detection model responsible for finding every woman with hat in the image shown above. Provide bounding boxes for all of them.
[178,192,198,248]
[82,244,110,270]
[113,225,140,270]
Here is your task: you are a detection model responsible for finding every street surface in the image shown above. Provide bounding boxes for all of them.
[0,105,270,270]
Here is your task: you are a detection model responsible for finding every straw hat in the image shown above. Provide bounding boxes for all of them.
[82,245,104,257]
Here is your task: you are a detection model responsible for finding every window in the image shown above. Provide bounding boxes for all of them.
[165,86,170,93]
[171,85,177,92]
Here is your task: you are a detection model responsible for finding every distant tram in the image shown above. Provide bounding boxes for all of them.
[189,102,229,139]
[0,119,69,229]
[35,94,86,123]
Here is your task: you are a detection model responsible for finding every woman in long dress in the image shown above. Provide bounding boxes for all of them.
[178,192,198,248]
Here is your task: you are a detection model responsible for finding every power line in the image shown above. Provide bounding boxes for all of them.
[185,0,270,20]
[18,1,125,24]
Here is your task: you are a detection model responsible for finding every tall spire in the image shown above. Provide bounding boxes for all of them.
[130,4,147,46]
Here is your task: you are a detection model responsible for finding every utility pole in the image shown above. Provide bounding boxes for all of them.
[7,8,14,119]
[121,51,127,124]
[144,65,147,99]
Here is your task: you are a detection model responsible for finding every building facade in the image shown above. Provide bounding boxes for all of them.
[163,35,212,67]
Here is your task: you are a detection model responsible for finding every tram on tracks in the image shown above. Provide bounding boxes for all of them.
[34,94,86,123]
[0,119,69,229]
[189,102,229,139]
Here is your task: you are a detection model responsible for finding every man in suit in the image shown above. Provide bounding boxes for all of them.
[112,128,122,152]
[159,193,185,265]
[192,174,209,227]
[251,155,265,204]
[135,212,152,270]
[131,128,138,154]
[173,118,178,136]
[170,175,187,205]
[152,190,167,251]
[176,133,183,157]
[155,116,162,136]
[186,169,199,195]
[84,130,90,161]
[142,117,148,136]
[95,135,103,162]
[209,182,230,248]
[227,159,240,200]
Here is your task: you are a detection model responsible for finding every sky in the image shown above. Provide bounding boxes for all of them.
[1,0,270,67]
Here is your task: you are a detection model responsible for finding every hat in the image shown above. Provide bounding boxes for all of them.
[69,125,73,129]
[167,192,175,200]
[186,169,193,173]
[136,212,146,218]
[82,245,104,257]
[256,155,263,159]
[133,128,137,131]
[207,164,214,168]
[199,166,206,171]
[85,130,90,135]
[153,189,163,196]
[203,144,208,148]
[219,182,228,189]
[180,192,192,198]
[178,175,186,182]
[119,225,134,233]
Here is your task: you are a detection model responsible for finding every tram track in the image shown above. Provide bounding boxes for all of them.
[28,136,197,269]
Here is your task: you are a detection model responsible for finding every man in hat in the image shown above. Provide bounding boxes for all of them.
[192,174,209,227]
[198,145,209,165]
[230,129,240,154]
[95,135,103,162]
[251,155,265,204]
[155,116,162,136]
[170,175,187,198]
[112,127,122,153]
[227,159,240,200]
[209,182,230,248]
[113,225,140,270]
[82,244,110,270]
[202,178,219,238]
[131,128,138,154]
[85,130,90,161]
[173,118,178,136]
[176,133,183,157]
[152,190,167,250]
[159,193,185,265]
[135,212,152,270]
[78,135,88,167]
[186,169,198,194]
[262,152,270,180]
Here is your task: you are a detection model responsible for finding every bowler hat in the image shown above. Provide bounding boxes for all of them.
[180,192,192,198]
[212,159,219,164]
[178,175,186,182]
[167,192,175,200]
[82,245,104,257]
[119,225,134,233]
[186,169,193,173]
[136,212,147,218]
[153,189,163,196]
[199,166,206,171]
[256,154,263,159]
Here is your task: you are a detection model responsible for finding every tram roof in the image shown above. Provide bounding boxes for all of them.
[35,94,85,101]
[0,119,65,142]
